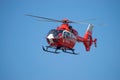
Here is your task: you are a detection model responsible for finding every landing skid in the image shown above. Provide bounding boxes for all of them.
[42,46,79,55]
[42,46,60,54]
[62,49,79,55]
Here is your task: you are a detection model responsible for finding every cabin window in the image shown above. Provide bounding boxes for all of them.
[63,30,76,39]
[63,31,71,38]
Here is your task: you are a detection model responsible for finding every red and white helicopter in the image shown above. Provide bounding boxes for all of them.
[27,14,97,55]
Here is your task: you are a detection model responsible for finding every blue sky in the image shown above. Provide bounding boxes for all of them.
[0,0,120,80]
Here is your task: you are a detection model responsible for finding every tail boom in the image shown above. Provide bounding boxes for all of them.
[77,24,97,52]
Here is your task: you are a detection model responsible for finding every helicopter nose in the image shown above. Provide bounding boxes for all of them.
[47,34,54,39]
[47,34,54,44]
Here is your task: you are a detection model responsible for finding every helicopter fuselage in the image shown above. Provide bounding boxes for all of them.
[46,29,76,49]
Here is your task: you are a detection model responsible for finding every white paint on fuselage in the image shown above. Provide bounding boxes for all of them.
[47,34,54,44]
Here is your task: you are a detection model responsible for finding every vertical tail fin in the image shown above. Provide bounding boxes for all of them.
[83,24,97,51]
[86,24,93,33]
[84,24,93,40]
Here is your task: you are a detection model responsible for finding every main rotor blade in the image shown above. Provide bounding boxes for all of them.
[69,20,89,24]
[37,19,60,22]
[69,18,96,24]
[26,14,62,22]
[81,18,96,22]
[26,14,95,25]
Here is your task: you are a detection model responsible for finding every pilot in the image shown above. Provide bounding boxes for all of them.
[69,25,73,33]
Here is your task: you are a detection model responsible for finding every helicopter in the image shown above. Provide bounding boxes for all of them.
[26,14,97,55]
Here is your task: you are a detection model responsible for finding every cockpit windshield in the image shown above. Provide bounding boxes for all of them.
[47,29,63,37]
